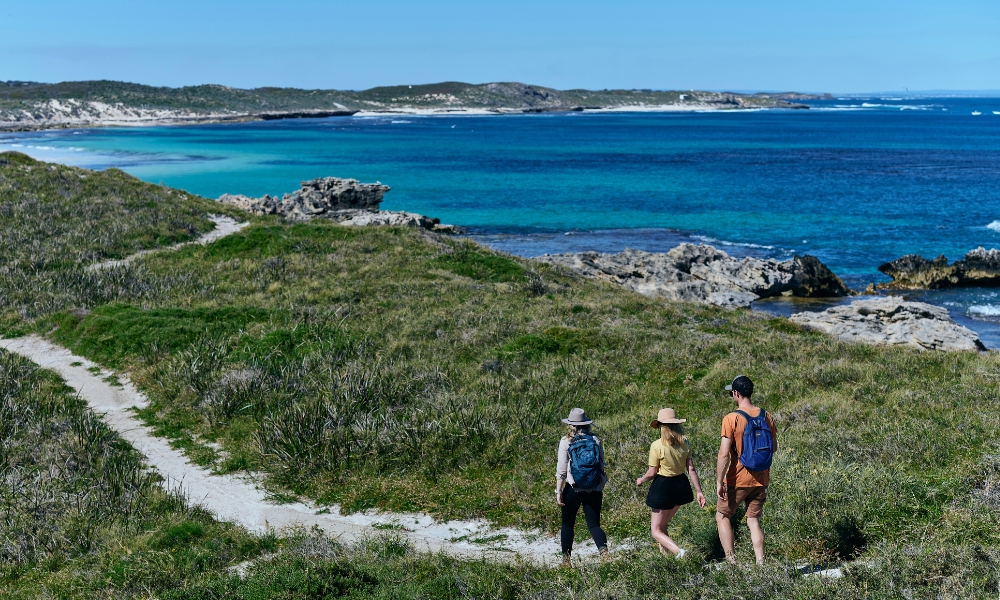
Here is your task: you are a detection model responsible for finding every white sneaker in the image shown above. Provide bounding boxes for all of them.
[676,548,687,559]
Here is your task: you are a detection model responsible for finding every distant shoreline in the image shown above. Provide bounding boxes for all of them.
[0,79,815,132]
[0,103,802,132]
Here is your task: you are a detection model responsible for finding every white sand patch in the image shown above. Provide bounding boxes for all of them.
[88,214,248,270]
[0,335,583,564]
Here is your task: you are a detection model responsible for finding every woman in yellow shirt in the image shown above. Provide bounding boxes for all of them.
[636,408,707,558]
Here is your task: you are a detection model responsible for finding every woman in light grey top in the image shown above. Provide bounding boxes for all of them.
[555,408,609,565]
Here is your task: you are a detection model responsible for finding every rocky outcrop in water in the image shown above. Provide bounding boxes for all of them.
[878,248,1000,289]
[536,244,851,309]
[219,177,459,232]
[789,297,985,352]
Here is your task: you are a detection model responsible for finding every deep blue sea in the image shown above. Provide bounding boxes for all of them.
[4,96,1000,345]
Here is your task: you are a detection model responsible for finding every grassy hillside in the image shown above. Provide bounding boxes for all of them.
[3,152,1000,597]
[0,152,242,327]
[0,79,806,116]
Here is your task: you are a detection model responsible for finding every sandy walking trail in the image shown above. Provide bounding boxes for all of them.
[88,214,249,271]
[0,335,580,564]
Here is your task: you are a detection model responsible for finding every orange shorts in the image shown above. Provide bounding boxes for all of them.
[717,486,767,519]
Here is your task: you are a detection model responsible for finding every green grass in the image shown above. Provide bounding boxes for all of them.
[30,217,1000,562]
[4,155,1000,597]
[0,151,244,332]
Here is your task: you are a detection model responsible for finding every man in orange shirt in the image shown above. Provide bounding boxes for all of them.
[715,375,777,564]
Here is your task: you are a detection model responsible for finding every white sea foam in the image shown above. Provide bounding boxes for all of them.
[987,220,1000,233]
[861,103,883,108]
[969,305,1000,317]
[881,97,904,101]
[691,235,775,250]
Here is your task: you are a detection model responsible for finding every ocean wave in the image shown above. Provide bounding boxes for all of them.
[880,97,904,101]
[987,220,1000,233]
[691,235,775,250]
[390,120,412,124]
[969,305,1000,317]
[861,103,883,108]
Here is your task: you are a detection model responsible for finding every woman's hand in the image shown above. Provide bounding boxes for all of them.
[635,477,644,487]
[556,492,565,506]
[697,492,707,508]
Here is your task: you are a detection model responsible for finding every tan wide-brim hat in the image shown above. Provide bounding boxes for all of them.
[650,407,686,428]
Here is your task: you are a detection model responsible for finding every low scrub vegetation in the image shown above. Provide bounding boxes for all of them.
[3,154,1000,597]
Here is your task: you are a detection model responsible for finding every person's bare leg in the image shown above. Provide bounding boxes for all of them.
[650,507,681,555]
[747,517,765,564]
[715,511,736,562]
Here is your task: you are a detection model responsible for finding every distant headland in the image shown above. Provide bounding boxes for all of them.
[0,80,829,131]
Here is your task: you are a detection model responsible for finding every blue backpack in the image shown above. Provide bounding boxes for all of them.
[734,409,774,472]
[568,434,604,491]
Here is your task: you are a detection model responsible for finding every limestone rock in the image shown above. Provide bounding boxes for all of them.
[789,297,985,352]
[218,177,459,232]
[878,247,1000,289]
[536,244,851,309]
[339,210,437,228]
[219,177,390,220]
[217,193,280,216]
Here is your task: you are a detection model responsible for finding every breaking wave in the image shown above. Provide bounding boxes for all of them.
[969,305,1000,317]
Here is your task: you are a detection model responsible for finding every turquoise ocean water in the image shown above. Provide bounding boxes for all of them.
[4,96,1000,345]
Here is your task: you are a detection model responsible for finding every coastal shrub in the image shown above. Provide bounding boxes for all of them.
[45,304,274,368]
[500,326,600,357]
[430,245,525,282]
[198,222,362,261]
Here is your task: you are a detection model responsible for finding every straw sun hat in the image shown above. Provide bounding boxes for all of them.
[650,407,686,428]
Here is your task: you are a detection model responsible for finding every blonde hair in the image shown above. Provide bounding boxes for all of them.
[660,423,685,446]
[566,424,591,439]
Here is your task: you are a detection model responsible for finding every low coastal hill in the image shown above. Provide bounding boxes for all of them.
[0,80,826,130]
[2,152,1000,597]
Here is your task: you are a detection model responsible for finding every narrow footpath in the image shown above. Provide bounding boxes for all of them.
[4,212,597,565]
[87,214,249,271]
[0,335,578,563]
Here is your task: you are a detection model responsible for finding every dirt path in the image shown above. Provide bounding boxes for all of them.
[88,214,249,271]
[0,335,581,564]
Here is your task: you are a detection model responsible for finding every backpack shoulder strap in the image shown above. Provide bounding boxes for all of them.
[734,409,765,424]
[733,410,752,422]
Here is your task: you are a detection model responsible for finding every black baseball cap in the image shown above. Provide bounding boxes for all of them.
[725,375,754,397]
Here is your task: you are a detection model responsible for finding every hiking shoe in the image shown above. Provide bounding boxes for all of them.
[561,554,572,569]
[599,547,611,563]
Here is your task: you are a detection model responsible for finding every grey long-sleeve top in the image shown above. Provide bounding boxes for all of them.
[556,435,607,493]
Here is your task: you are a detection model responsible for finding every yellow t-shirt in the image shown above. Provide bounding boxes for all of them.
[648,438,690,477]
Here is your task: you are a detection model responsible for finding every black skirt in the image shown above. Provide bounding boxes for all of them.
[646,474,694,510]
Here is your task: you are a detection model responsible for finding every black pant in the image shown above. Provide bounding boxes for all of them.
[560,486,608,554]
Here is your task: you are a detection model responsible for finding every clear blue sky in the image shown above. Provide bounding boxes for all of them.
[2,0,998,93]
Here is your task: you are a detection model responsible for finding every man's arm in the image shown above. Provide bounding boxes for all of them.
[716,437,732,501]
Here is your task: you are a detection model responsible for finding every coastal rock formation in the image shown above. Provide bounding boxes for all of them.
[789,297,985,352]
[536,244,851,309]
[219,177,389,219]
[878,248,1000,289]
[218,177,459,232]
